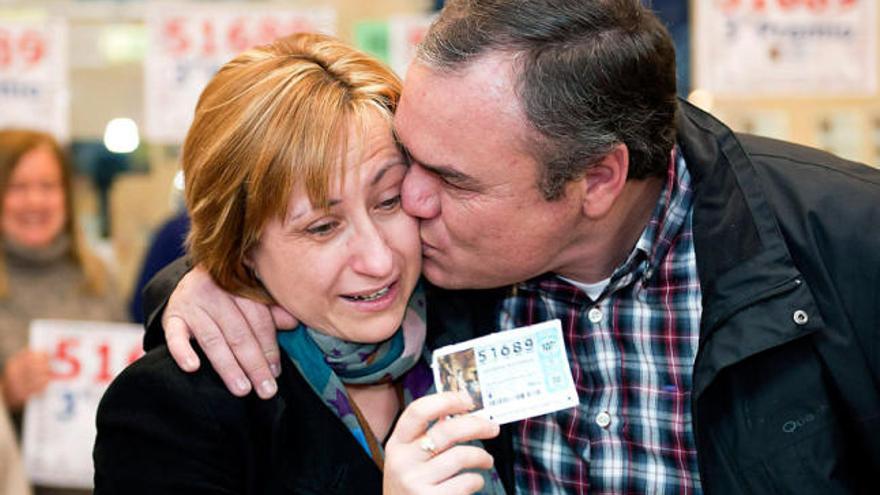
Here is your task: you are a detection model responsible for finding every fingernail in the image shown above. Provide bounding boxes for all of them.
[270,363,281,377]
[460,392,475,409]
[235,378,251,394]
[184,357,199,371]
[259,379,277,398]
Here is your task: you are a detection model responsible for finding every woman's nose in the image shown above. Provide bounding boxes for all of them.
[16,185,49,206]
[401,163,440,220]
[349,222,393,278]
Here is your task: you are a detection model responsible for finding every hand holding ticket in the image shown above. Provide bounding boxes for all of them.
[431,319,579,424]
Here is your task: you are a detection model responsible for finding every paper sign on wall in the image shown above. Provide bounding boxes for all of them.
[144,5,336,144]
[22,319,144,489]
[388,14,435,77]
[0,15,68,141]
[695,0,877,96]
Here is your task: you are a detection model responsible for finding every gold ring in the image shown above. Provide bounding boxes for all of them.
[418,434,438,457]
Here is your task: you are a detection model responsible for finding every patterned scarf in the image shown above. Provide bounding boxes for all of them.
[278,282,506,494]
[277,283,430,455]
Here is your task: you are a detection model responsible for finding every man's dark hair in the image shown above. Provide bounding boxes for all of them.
[418,0,678,200]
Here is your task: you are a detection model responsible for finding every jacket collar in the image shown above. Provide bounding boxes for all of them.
[676,99,822,398]
[253,355,383,491]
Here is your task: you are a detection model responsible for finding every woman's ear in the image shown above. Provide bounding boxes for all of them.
[243,252,259,281]
[580,143,629,219]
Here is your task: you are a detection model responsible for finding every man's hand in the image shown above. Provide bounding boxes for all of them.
[384,392,499,495]
[162,265,298,399]
[1,349,51,410]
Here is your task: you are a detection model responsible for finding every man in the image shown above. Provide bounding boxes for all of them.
[144,0,880,493]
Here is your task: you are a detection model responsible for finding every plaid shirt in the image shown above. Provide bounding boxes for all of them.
[498,151,703,494]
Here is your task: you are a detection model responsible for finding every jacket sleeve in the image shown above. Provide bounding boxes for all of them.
[142,257,191,351]
[93,346,243,494]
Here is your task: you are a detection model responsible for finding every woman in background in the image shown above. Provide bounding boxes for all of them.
[0,129,123,495]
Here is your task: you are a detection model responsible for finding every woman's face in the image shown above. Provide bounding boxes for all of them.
[248,113,422,343]
[2,146,66,248]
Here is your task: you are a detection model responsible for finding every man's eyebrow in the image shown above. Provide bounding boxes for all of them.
[390,129,481,189]
[418,162,479,188]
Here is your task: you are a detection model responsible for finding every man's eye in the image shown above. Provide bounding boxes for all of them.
[305,221,338,236]
[377,195,401,210]
[439,176,466,191]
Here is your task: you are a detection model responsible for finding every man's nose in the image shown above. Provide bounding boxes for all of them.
[401,163,441,219]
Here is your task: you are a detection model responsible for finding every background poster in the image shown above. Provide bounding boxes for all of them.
[144,5,336,144]
[0,13,68,140]
[695,0,877,96]
[22,319,143,489]
[388,14,434,76]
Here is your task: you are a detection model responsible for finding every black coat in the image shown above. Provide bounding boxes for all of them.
[93,345,382,494]
[140,100,879,494]
[421,101,880,494]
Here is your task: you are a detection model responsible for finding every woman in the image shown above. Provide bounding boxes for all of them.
[94,33,500,494]
[0,129,123,495]
[0,129,123,414]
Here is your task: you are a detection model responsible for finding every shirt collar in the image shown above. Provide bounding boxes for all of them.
[636,145,694,281]
[517,145,694,301]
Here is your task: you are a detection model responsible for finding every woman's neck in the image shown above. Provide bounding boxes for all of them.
[3,233,71,267]
[345,382,400,442]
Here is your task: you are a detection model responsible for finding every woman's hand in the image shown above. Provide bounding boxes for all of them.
[384,392,500,495]
[1,348,51,410]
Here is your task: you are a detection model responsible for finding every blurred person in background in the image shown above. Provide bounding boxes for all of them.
[127,209,189,324]
[0,395,30,495]
[0,129,124,495]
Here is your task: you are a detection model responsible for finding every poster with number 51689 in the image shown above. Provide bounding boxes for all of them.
[22,319,143,489]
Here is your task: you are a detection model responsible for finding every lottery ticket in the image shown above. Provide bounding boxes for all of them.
[431,319,579,424]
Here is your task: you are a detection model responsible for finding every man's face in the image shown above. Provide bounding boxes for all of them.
[395,54,586,289]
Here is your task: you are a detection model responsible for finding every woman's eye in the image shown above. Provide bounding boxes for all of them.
[305,221,338,236]
[377,195,401,211]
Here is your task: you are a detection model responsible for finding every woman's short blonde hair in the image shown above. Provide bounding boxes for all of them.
[0,129,108,298]
[183,32,402,303]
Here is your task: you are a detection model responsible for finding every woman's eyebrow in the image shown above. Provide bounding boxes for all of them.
[287,199,342,223]
[371,161,406,186]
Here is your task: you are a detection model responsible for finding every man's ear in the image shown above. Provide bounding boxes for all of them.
[580,143,629,219]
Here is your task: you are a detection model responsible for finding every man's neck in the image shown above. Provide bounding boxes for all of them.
[555,176,665,284]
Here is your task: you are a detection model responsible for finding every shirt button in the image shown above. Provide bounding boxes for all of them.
[588,308,603,323]
[595,411,612,428]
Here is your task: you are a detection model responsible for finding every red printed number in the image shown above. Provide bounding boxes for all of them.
[50,338,82,380]
[718,0,858,12]
[0,28,46,69]
[50,338,143,383]
[162,16,317,57]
